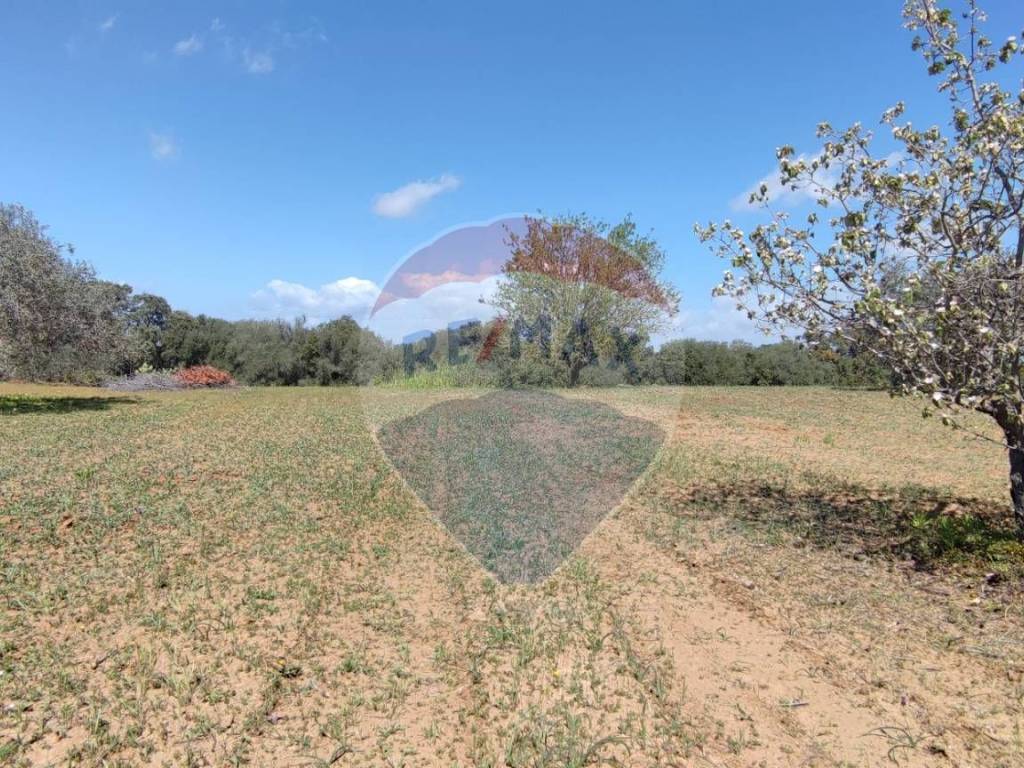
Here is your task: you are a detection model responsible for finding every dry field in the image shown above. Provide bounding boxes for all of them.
[1,382,1022,767]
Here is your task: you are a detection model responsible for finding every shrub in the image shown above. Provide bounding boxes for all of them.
[496,357,562,388]
[173,365,235,388]
[577,365,626,387]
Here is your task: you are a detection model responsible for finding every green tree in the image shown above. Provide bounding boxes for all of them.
[223,319,309,385]
[117,293,172,372]
[494,214,679,386]
[697,0,1024,533]
[312,317,363,385]
[0,204,128,381]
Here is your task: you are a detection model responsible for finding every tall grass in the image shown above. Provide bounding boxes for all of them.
[376,365,499,389]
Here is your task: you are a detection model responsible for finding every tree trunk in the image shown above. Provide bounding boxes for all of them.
[1009,441,1024,539]
[568,360,583,388]
[993,409,1024,540]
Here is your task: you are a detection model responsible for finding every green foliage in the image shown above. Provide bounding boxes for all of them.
[391,317,885,389]
[697,0,1024,532]
[496,357,563,389]
[0,203,404,389]
[576,364,627,388]
[115,293,172,374]
[380,364,498,389]
[0,204,134,382]
[0,203,892,391]
[639,339,884,387]
[156,315,399,387]
[493,214,679,387]
[312,317,362,385]
[908,512,1024,578]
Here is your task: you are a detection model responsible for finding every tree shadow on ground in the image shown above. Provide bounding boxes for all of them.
[0,394,139,415]
[645,477,1023,576]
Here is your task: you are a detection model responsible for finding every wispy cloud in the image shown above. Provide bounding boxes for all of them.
[243,48,275,74]
[98,15,118,33]
[176,17,323,75]
[149,131,179,161]
[173,34,203,57]
[276,19,329,48]
[373,174,461,218]
[251,277,380,324]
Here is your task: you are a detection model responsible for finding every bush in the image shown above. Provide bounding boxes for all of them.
[496,357,562,388]
[173,365,235,388]
[577,365,626,387]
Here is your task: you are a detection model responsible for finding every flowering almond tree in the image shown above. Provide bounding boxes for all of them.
[697,0,1024,534]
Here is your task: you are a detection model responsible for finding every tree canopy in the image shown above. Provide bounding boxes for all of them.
[698,0,1024,532]
[0,204,131,381]
[493,214,679,386]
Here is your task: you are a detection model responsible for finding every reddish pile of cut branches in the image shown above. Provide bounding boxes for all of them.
[173,366,236,388]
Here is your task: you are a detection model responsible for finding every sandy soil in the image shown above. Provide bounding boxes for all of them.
[1,384,1021,766]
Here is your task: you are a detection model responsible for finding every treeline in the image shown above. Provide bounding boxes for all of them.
[141,311,399,386]
[393,320,886,389]
[641,338,885,387]
[134,315,886,389]
[0,204,399,385]
[1,202,883,388]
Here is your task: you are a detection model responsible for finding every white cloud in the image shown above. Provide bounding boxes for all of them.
[373,174,461,218]
[182,19,322,75]
[98,15,118,33]
[243,48,275,74]
[173,34,203,56]
[149,131,179,161]
[368,275,500,342]
[251,277,379,324]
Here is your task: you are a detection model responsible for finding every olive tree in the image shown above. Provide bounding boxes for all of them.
[697,0,1024,533]
[0,203,129,381]
[494,214,679,386]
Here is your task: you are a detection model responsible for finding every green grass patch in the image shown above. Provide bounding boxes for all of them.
[0,394,137,415]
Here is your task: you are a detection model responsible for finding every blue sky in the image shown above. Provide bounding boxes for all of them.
[3,1,1021,341]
